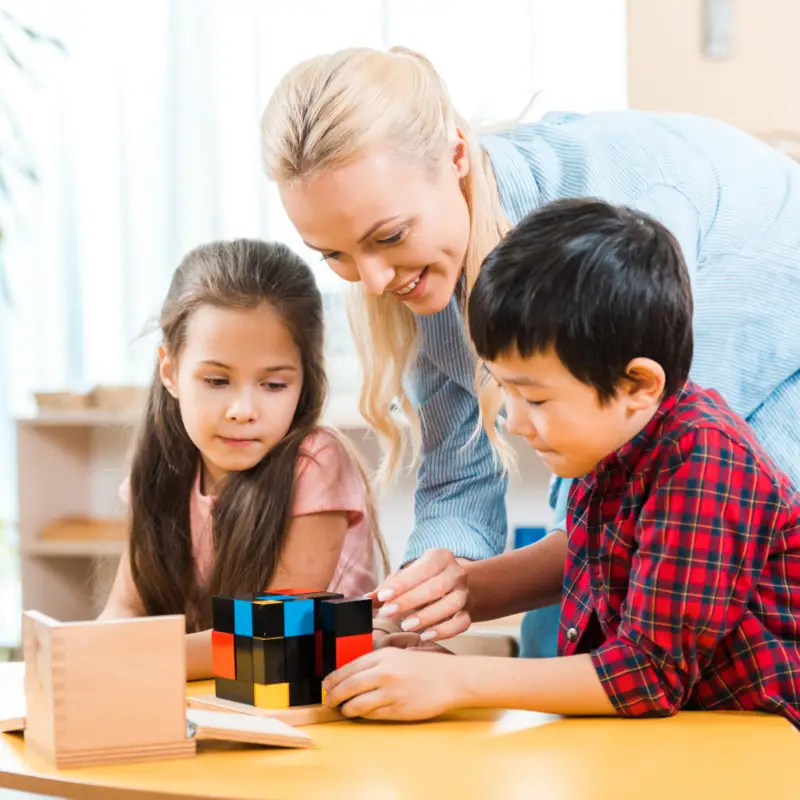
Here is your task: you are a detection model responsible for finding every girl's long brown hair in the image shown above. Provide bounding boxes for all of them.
[127,239,385,631]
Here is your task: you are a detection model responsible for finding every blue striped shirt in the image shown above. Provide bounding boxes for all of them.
[403,110,800,564]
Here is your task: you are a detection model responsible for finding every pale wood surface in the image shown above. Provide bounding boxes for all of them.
[1,662,797,799]
[186,694,343,727]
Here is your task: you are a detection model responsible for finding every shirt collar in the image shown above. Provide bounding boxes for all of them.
[479,131,541,225]
[594,381,691,477]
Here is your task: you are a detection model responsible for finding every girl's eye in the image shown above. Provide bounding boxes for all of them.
[320,252,341,262]
[264,381,287,391]
[204,377,228,387]
[377,228,407,246]
[527,400,545,407]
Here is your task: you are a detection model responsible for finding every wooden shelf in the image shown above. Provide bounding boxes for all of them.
[15,395,407,431]
[15,395,386,430]
[23,540,125,557]
[16,411,141,428]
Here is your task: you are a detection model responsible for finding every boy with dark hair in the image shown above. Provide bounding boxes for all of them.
[322,198,800,725]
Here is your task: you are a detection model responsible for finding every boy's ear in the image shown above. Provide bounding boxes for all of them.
[159,345,179,399]
[622,358,665,410]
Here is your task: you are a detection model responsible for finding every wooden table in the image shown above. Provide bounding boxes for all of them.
[0,662,796,799]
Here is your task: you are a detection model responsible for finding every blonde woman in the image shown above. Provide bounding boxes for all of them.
[261,46,800,658]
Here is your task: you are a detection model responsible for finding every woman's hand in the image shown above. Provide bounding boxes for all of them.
[366,549,471,642]
[322,647,461,721]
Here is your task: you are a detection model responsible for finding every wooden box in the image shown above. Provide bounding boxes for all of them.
[22,611,196,768]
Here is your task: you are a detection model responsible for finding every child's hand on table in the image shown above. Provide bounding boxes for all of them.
[322,646,459,721]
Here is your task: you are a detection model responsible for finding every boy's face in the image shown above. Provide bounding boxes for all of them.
[487,348,662,479]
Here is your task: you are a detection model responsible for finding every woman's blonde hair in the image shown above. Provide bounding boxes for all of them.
[261,46,511,482]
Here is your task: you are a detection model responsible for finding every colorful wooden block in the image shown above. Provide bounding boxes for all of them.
[252,636,285,685]
[252,600,285,639]
[213,591,364,710]
[233,599,253,636]
[314,630,323,678]
[336,632,372,668]
[289,680,322,707]
[285,634,316,681]
[283,598,316,637]
[321,631,373,677]
[211,630,235,680]
[254,682,290,710]
[295,591,345,628]
[234,635,254,683]
[215,677,254,706]
[321,597,372,637]
[211,596,235,634]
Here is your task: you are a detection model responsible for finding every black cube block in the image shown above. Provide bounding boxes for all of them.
[211,596,235,634]
[215,677,254,706]
[252,600,285,638]
[253,636,286,685]
[321,597,372,637]
[289,679,322,707]
[321,631,337,678]
[234,635,253,683]
[285,633,316,682]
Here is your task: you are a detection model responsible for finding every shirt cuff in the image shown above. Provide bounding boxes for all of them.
[548,477,570,533]
[401,518,501,566]
[590,637,681,718]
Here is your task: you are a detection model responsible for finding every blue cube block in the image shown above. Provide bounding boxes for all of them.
[282,598,315,637]
[233,599,253,637]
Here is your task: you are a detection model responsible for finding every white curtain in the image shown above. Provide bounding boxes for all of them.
[0,0,626,642]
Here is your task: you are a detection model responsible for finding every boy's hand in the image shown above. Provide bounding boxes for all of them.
[366,549,471,642]
[322,648,460,721]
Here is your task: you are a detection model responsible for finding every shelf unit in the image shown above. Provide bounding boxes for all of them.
[15,397,372,622]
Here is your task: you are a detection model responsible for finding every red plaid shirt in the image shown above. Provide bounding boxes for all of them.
[560,381,800,725]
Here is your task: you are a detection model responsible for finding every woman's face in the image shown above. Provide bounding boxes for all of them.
[278,140,471,316]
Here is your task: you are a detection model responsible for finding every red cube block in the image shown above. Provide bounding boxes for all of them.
[211,630,236,680]
[336,632,372,669]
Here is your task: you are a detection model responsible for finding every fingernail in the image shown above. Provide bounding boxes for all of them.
[377,589,394,602]
[400,617,419,631]
[378,603,398,617]
[420,630,437,641]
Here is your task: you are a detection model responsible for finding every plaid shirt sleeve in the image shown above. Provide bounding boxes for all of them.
[591,427,779,717]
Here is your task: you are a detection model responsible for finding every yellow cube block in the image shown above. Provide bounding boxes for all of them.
[254,682,290,709]
[321,687,327,705]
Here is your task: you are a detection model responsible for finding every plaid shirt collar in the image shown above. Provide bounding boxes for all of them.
[593,381,692,478]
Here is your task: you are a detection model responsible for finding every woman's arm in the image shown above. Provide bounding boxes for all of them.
[402,346,509,565]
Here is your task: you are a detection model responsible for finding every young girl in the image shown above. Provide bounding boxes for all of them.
[99,238,387,679]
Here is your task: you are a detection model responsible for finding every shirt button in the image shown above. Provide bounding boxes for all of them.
[566,627,578,642]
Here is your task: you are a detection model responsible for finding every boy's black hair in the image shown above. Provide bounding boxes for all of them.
[468,198,694,401]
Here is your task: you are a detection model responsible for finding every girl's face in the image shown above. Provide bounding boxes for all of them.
[159,302,303,493]
[278,140,471,316]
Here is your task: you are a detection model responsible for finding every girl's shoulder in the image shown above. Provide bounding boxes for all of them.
[297,427,356,468]
[292,428,369,526]
[294,428,367,500]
